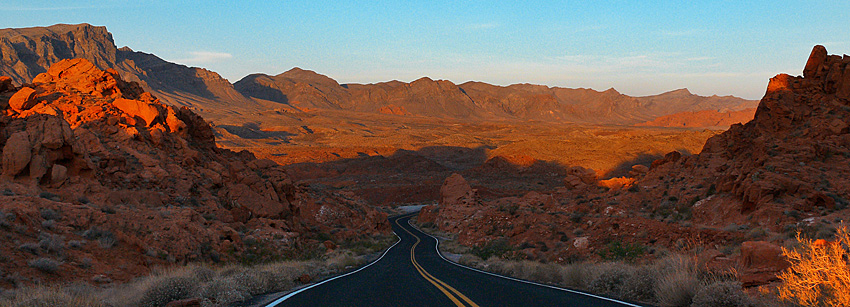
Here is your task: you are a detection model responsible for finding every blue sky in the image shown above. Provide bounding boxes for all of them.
[2,1,849,99]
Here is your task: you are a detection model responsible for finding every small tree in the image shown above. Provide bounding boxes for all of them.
[778,225,850,306]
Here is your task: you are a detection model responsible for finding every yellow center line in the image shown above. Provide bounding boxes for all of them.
[395,217,480,307]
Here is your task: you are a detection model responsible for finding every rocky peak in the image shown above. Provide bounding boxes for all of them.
[278,67,340,86]
[0,23,117,83]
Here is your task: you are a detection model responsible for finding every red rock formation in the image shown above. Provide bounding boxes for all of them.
[0,59,389,287]
[739,241,790,287]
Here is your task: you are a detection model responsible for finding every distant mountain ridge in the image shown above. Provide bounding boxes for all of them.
[1,23,758,126]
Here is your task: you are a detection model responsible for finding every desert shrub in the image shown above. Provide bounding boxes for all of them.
[655,268,699,307]
[38,192,60,201]
[40,220,55,230]
[18,243,40,255]
[559,263,589,289]
[508,261,562,285]
[200,278,249,306]
[67,240,84,249]
[0,286,106,307]
[691,281,751,307]
[82,227,117,249]
[597,241,645,262]
[326,253,361,271]
[0,210,13,228]
[38,233,65,254]
[39,208,60,221]
[191,266,216,283]
[587,262,634,299]
[471,237,512,260]
[622,265,658,302]
[651,254,701,307]
[138,276,198,307]
[777,226,850,307]
[28,258,61,274]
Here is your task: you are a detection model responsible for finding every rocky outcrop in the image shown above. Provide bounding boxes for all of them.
[0,24,255,123]
[739,241,790,287]
[0,59,389,286]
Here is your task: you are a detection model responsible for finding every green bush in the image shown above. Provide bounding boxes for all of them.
[597,241,645,262]
[471,238,513,260]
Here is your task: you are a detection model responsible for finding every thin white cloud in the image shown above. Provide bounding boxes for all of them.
[0,6,103,11]
[659,29,703,37]
[468,23,498,30]
[685,56,716,62]
[175,51,233,64]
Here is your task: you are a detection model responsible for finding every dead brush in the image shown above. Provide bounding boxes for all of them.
[778,225,850,307]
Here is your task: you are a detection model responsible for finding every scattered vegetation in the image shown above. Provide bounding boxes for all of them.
[28,258,61,274]
[597,241,646,262]
[470,237,513,260]
[81,227,117,249]
[1,238,396,307]
[457,251,756,306]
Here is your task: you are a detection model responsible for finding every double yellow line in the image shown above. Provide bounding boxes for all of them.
[395,217,480,307]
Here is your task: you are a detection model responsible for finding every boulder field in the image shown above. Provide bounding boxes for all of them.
[0,59,389,287]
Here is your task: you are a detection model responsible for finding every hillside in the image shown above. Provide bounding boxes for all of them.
[0,59,389,286]
[418,45,850,287]
[637,108,757,128]
[236,69,759,125]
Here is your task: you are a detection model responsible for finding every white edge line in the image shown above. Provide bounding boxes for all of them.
[264,231,403,306]
[408,219,643,307]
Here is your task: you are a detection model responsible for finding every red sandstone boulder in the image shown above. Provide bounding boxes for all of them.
[112,98,161,126]
[0,76,14,93]
[739,241,790,287]
[440,173,474,206]
[2,131,32,177]
[563,166,597,190]
[9,87,38,111]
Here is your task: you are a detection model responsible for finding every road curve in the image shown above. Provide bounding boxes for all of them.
[267,213,642,307]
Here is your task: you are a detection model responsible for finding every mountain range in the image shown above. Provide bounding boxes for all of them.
[1,24,757,127]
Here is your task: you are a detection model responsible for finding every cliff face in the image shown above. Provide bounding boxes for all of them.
[0,24,117,82]
[0,59,389,286]
[0,24,256,121]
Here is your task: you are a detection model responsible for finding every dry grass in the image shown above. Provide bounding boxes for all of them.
[0,245,384,307]
[454,249,771,307]
[778,225,850,307]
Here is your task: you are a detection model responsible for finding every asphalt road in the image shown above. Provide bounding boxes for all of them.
[268,213,642,307]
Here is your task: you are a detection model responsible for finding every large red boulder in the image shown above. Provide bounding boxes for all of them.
[9,87,38,111]
[439,173,473,206]
[2,131,32,177]
[739,241,790,287]
[112,98,161,126]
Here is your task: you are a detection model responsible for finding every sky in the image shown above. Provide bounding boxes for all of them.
[2,1,849,100]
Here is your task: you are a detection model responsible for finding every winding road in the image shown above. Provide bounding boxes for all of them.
[267,213,642,307]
